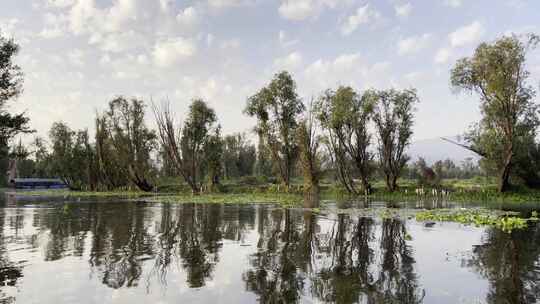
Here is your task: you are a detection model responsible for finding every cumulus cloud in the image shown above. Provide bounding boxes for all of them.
[176,6,198,26]
[434,47,452,64]
[0,18,20,37]
[444,0,462,8]
[449,21,485,47]
[395,2,412,17]
[340,4,381,36]
[208,0,252,9]
[274,52,303,70]
[44,0,75,8]
[278,30,299,47]
[152,37,197,67]
[303,53,391,90]
[397,33,431,55]
[68,49,85,67]
[278,0,316,21]
[278,0,353,21]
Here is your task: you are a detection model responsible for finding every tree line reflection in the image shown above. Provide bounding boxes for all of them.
[0,201,539,303]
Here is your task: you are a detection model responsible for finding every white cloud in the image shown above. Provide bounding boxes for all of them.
[449,21,485,47]
[39,13,67,39]
[220,39,241,50]
[444,0,462,8]
[397,33,431,55]
[176,6,198,26]
[206,33,215,47]
[45,0,75,8]
[152,37,197,67]
[68,49,85,67]
[208,0,251,9]
[340,4,381,36]
[159,0,172,12]
[395,3,412,17]
[274,52,303,70]
[0,18,20,37]
[279,0,316,21]
[278,30,299,47]
[434,47,452,64]
[278,0,353,21]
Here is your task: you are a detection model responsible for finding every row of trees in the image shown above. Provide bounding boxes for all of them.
[15,70,418,199]
[244,71,418,200]
[5,28,540,194]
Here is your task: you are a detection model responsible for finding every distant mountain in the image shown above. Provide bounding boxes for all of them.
[406,136,480,165]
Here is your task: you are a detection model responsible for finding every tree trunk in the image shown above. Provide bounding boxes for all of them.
[498,164,512,192]
[303,184,319,208]
[385,173,398,192]
[498,149,513,193]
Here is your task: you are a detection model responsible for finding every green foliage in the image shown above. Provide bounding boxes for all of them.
[415,209,532,233]
[245,71,305,188]
[99,97,157,191]
[315,86,375,194]
[154,99,222,193]
[0,31,32,184]
[48,122,93,190]
[371,88,418,192]
[451,34,540,192]
[222,133,256,179]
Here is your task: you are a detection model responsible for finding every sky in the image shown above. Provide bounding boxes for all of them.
[1,0,540,143]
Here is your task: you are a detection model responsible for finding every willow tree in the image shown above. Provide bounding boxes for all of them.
[315,86,375,195]
[451,34,539,192]
[154,99,221,194]
[48,122,93,190]
[371,89,418,192]
[99,97,157,192]
[297,107,322,208]
[0,30,32,185]
[244,71,305,189]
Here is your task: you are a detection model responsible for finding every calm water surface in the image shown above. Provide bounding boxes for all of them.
[0,197,539,304]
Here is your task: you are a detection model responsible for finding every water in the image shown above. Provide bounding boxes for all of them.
[0,197,538,303]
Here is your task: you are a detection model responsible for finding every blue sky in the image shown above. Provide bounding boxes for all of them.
[1,0,540,142]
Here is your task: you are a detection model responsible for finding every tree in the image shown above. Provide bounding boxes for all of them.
[222,133,256,179]
[371,89,418,192]
[203,127,223,192]
[49,122,93,190]
[101,97,157,192]
[154,99,221,194]
[0,31,32,185]
[297,105,322,208]
[245,71,305,189]
[95,114,127,190]
[315,86,375,195]
[451,34,540,192]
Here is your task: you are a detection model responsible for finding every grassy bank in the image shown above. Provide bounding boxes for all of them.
[9,177,540,208]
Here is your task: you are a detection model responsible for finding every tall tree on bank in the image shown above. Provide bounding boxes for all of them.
[154,99,221,194]
[244,71,305,189]
[0,30,32,184]
[371,89,418,192]
[101,97,157,192]
[451,34,539,192]
[297,105,322,208]
[48,122,93,190]
[315,86,375,195]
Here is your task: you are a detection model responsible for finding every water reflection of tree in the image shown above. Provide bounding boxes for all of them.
[244,211,425,304]
[88,203,154,289]
[243,208,306,303]
[152,204,255,288]
[464,222,540,304]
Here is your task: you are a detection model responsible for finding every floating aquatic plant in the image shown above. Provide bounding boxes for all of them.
[415,209,532,233]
